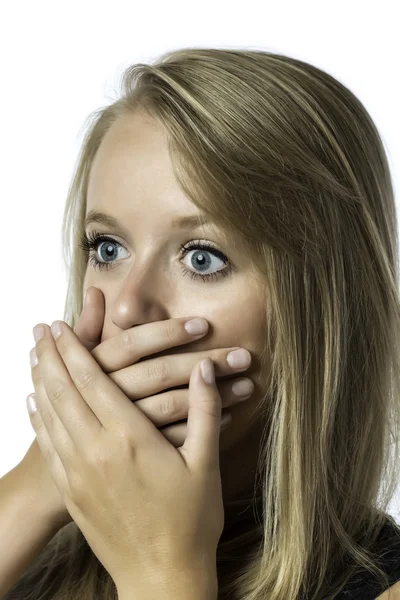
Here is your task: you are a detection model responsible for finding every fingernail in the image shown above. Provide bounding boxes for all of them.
[227,348,251,369]
[231,379,254,399]
[200,358,215,385]
[26,394,38,415]
[184,318,208,336]
[51,321,63,340]
[30,348,38,368]
[33,325,44,343]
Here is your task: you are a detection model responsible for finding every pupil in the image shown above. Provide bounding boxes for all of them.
[101,243,116,260]
[192,251,210,271]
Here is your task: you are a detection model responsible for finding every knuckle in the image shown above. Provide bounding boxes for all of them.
[159,392,182,421]
[47,380,67,404]
[121,329,138,357]
[199,396,220,417]
[74,368,96,393]
[164,320,178,345]
[146,358,171,388]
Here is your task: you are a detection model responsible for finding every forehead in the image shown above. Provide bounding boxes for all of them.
[89,112,170,179]
[87,114,199,219]
[88,116,168,186]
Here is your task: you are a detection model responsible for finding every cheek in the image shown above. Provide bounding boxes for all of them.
[83,269,99,285]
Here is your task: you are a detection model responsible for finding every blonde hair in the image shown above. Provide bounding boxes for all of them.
[6,47,400,600]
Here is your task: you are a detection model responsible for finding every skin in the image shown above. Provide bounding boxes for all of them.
[83,111,267,530]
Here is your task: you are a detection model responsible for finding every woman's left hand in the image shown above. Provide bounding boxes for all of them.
[27,320,227,593]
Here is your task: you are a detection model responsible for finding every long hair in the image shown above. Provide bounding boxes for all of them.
[6,47,400,600]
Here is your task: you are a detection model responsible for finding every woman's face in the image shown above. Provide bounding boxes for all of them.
[83,111,268,502]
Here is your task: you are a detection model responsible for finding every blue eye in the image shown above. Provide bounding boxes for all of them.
[78,230,233,283]
[179,240,232,282]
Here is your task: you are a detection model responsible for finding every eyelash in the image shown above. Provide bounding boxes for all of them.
[78,230,233,283]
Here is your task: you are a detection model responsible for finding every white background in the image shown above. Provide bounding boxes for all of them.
[0,1,399,520]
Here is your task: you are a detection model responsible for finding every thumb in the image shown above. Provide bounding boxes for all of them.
[73,286,105,352]
[181,358,229,472]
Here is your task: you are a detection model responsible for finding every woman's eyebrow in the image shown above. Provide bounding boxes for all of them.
[84,210,211,241]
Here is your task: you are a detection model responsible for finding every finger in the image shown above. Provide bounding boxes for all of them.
[133,377,254,427]
[181,358,224,472]
[90,316,210,373]
[33,324,104,452]
[30,342,86,457]
[73,287,105,352]
[107,345,250,402]
[160,411,233,447]
[47,320,163,450]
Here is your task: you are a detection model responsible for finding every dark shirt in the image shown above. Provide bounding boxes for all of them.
[334,516,400,599]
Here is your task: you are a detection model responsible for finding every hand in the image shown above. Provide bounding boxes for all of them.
[23,287,254,531]
[27,320,231,591]
[71,287,255,447]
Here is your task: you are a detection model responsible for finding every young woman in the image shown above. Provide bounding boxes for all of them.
[2,47,400,600]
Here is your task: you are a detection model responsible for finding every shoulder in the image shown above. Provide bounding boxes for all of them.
[376,579,400,599]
